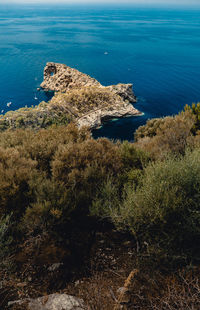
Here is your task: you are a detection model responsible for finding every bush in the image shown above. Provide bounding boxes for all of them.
[0,215,14,260]
[134,117,168,141]
[184,102,200,135]
[111,148,200,263]
[135,112,195,159]
[119,141,150,171]
[0,147,37,219]
[0,101,72,131]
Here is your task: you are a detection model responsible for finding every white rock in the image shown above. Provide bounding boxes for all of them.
[117,287,127,294]
[8,294,85,310]
[48,263,63,272]
[28,294,85,310]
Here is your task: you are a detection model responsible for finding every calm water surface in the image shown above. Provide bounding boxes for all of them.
[0,4,200,140]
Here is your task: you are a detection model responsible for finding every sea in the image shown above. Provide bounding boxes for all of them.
[0,4,200,141]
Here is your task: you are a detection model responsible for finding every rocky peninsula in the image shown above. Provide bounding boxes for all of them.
[40,62,141,129]
[0,62,141,131]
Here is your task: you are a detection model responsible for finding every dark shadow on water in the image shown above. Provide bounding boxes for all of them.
[43,91,55,101]
[92,114,148,142]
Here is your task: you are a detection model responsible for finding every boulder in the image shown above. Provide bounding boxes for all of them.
[8,293,85,310]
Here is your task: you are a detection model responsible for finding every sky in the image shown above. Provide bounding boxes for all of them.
[1,0,200,5]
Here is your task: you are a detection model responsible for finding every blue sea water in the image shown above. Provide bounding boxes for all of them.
[0,4,200,140]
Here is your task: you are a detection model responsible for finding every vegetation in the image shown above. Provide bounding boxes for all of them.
[0,101,72,131]
[134,108,199,159]
[50,86,124,116]
[0,86,124,133]
[1,103,200,309]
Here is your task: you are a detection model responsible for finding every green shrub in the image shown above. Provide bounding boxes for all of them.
[184,102,200,134]
[119,141,150,171]
[90,178,120,219]
[0,215,14,260]
[134,117,168,141]
[0,101,72,131]
[111,148,200,263]
[0,147,37,219]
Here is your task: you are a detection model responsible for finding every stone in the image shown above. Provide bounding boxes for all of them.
[8,293,85,310]
[16,282,27,287]
[106,83,136,103]
[40,62,101,92]
[77,101,141,129]
[117,287,127,295]
[48,262,63,272]
[28,294,85,310]
[8,299,29,307]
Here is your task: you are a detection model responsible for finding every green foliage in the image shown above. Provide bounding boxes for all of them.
[0,215,13,259]
[1,104,200,270]
[135,103,200,160]
[112,148,200,262]
[184,102,200,134]
[0,101,72,131]
[0,147,37,219]
[0,124,127,242]
[0,124,93,239]
[119,141,150,171]
[134,117,167,141]
[51,138,123,220]
[90,178,120,219]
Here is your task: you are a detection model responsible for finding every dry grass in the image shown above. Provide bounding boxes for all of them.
[50,86,123,116]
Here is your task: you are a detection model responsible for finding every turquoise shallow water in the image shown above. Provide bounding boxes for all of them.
[0,4,200,140]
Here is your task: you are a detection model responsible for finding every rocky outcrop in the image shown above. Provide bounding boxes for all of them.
[8,293,85,310]
[40,62,141,129]
[77,102,141,129]
[40,62,101,92]
[106,83,136,103]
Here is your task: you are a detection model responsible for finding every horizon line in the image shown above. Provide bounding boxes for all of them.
[1,1,200,6]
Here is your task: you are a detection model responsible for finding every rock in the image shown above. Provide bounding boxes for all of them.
[8,299,29,307]
[16,282,27,287]
[40,62,136,102]
[48,262,63,272]
[106,83,136,103]
[77,102,141,130]
[117,287,127,295]
[28,294,85,310]
[8,293,85,310]
[40,62,101,92]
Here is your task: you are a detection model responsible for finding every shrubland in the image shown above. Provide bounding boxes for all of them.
[50,86,123,115]
[1,103,200,309]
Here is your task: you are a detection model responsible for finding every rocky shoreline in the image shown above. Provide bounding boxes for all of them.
[0,63,141,132]
[40,62,142,129]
